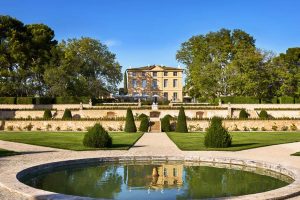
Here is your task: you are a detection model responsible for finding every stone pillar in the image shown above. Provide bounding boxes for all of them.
[138,99,142,107]
[218,98,222,106]
[89,99,92,107]
[227,102,232,118]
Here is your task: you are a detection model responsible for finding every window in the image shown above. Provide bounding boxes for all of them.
[163,168,168,177]
[133,92,139,96]
[173,72,177,76]
[173,79,177,87]
[163,92,168,99]
[173,92,178,100]
[164,72,168,76]
[173,168,177,177]
[152,79,158,89]
[142,79,147,88]
[153,72,157,77]
[163,79,168,87]
[142,92,147,97]
[132,79,137,87]
[132,72,136,76]
[142,72,146,77]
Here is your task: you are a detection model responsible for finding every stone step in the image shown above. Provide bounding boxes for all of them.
[149,121,161,132]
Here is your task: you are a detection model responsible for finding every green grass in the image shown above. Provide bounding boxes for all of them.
[167,132,300,151]
[291,152,300,156]
[0,132,143,151]
[0,149,18,157]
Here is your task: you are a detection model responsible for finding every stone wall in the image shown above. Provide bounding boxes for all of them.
[2,119,299,132]
[2,120,141,132]
[186,120,300,131]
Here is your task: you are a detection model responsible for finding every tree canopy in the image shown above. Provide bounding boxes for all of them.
[176,28,299,100]
[0,15,122,97]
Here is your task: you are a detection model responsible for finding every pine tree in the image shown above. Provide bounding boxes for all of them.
[124,108,137,132]
[175,107,188,133]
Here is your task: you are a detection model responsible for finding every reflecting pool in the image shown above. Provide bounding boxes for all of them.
[20,161,292,199]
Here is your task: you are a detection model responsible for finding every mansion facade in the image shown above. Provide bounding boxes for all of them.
[126,65,183,102]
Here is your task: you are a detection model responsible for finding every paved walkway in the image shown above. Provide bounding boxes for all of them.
[0,132,300,200]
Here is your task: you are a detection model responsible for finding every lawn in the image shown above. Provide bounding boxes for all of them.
[167,132,300,151]
[0,132,143,151]
[0,149,18,157]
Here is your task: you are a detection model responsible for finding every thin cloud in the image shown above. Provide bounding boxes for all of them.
[103,39,121,47]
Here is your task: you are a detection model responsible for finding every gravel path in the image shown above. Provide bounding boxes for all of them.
[0,132,300,200]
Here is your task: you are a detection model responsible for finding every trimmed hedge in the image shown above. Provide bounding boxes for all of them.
[124,108,137,132]
[43,109,52,119]
[16,97,34,104]
[220,96,260,104]
[204,117,232,148]
[62,109,72,119]
[175,107,188,133]
[239,109,249,119]
[139,117,149,132]
[259,110,269,119]
[280,96,295,104]
[0,97,16,104]
[36,97,55,104]
[83,123,112,148]
[56,96,90,104]
[161,115,171,132]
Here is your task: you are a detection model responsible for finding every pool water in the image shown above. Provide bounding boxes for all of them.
[20,161,292,199]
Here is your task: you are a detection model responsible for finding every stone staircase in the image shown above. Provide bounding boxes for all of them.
[149,121,161,132]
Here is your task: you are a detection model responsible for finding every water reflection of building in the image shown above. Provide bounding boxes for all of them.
[125,164,183,190]
[151,164,183,189]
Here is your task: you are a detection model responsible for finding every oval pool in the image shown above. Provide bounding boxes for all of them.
[18,160,293,200]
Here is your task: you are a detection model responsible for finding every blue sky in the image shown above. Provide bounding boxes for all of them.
[1,0,300,73]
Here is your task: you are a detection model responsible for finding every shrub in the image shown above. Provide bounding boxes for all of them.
[233,124,239,131]
[175,107,188,133]
[261,127,267,131]
[239,109,249,119]
[46,124,52,131]
[137,113,148,120]
[83,123,112,148]
[161,115,171,132]
[281,126,288,131]
[259,110,269,119]
[17,97,34,104]
[35,97,55,104]
[243,126,249,131]
[250,127,258,131]
[204,117,232,148]
[124,108,137,132]
[271,125,278,131]
[290,124,298,131]
[43,109,52,119]
[62,109,72,119]
[7,125,14,131]
[139,117,149,132]
[0,97,16,104]
[24,123,33,131]
[56,126,61,131]
[219,96,259,104]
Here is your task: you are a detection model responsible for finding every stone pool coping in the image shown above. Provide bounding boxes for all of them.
[2,155,300,200]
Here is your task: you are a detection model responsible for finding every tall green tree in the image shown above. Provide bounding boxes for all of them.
[272,48,300,97]
[176,28,274,99]
[45,37,122,97]
[175,107,188,133]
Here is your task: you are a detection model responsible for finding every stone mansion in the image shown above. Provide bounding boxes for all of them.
[126,65,183,102]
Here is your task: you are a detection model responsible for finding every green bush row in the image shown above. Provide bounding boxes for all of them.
[0,96,90,104]
[208,96,300,104]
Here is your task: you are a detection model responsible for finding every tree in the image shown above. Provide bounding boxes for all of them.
[204,117,232,148]
[175,107,188,133]
[45,38,122,97]
[272,48,300,97]
[176,28,273,99]
[124,108,137,132]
